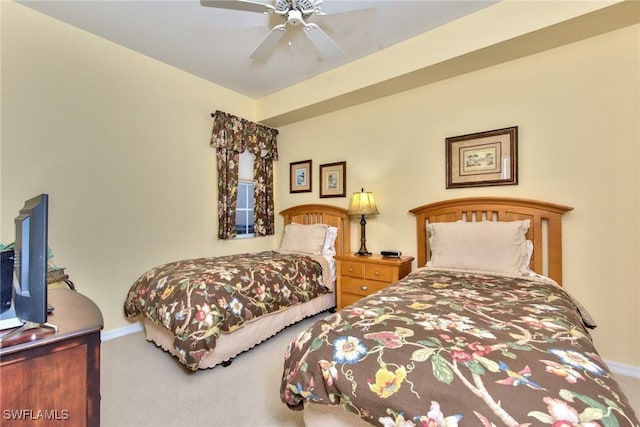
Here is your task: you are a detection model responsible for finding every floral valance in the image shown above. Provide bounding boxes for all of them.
[210,110,278,159]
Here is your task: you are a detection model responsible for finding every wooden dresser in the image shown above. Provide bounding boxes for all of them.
[335,253,414,309]
[0,288,103,426]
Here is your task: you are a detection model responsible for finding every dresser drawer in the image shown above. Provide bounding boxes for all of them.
[341,277,389,297]
[364,264,394,282]
[341,261,365,278]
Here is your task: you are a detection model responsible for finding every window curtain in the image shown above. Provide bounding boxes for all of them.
[210,111,278,239]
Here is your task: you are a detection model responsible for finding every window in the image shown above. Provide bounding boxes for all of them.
[236,180,254,236]
[236,150,254,238]
[211,111,278,239]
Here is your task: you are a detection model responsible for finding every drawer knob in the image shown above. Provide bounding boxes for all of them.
[374,271,380,276]
[360,285,368,291]
[348,267,353,272]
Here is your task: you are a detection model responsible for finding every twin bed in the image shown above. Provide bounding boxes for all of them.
[124,204,349,370]
[124,197,638,426]
[280,197,638,426]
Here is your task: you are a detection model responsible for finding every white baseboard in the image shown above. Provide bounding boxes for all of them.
[100,323,640,380]
[101,322,143,342]
[606,359,640,379]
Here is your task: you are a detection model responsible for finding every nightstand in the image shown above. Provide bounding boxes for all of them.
[335,253,414,309]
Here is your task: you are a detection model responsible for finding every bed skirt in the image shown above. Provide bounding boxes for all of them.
[143,292,335,369]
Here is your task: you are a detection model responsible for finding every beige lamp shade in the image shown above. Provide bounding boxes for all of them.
[348,189,379,216]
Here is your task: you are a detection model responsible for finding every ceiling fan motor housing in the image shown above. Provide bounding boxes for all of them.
[276,0,315,17]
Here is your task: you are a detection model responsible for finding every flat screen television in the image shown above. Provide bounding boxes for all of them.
[0,194,49,331]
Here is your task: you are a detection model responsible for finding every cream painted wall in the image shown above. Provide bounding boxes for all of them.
[276,25,640,368]
[1,2,277,332]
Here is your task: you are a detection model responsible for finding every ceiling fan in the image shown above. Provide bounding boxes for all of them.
[200,0,370,61]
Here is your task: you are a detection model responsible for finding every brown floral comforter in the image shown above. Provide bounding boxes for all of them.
[281,268,639,426]
[124,251,329,370]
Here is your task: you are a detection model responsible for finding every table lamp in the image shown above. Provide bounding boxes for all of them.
[348,188,379,256]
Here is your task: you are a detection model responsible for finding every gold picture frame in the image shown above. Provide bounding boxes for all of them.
[319,161,346,198]
[446,126,518,188]
[290,160,312,193]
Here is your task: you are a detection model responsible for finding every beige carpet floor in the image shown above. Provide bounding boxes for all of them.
[101,314,323,427]
[101,313,639,427]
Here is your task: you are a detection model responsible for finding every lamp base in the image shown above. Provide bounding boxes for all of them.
[356,215,372,256]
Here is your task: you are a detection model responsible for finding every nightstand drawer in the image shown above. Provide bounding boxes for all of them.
[341,277,389,296]
[341,262,365,278]
[335,254,414,309]
[364,264,394,282]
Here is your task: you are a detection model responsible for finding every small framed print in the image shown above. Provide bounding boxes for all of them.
[446,126,518,188]
[290,160,312,193]
[319,161,347,198]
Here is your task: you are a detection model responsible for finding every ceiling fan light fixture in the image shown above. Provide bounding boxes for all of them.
[287,9,303,26]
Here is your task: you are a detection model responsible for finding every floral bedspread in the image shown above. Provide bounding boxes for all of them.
[124,251,328,370]
[281,268,639,426]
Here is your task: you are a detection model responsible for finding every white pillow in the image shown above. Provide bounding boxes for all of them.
[322,226,338,257]
[427,220,531,276]
[279,223,328,255]
[524,239,533,273]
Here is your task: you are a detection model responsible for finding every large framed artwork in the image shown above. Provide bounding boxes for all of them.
[446,126,518,188]
[319,161,346,198]
[290,160,312,193]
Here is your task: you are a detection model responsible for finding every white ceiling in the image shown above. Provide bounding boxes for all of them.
[18,0,497,99]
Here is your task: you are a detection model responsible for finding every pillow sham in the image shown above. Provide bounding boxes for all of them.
[524,239,533,273]
[279,223,328,255]
[427,220,531,276]
[322,226,339,257]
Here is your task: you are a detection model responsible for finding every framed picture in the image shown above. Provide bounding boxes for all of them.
[289,160,312,193]
[319,161,347,198]
[446,126,518,189]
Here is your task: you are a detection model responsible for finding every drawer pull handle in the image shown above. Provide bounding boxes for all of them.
[348,268,353,272]
[374,271,380,276]
[360,285,368,291]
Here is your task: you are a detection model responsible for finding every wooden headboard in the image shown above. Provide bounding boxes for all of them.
[409,197,573,285]
[280,204,351,256]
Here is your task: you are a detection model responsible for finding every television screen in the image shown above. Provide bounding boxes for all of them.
[0,194,49,331]
[14,194,49,324]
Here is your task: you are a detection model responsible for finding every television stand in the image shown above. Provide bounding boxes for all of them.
[0,288,103,426]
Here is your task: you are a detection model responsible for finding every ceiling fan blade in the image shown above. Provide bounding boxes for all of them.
[312,0,378,15]
[200,0,275,14]
[250,24,287,60]
[303,23,343,60]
